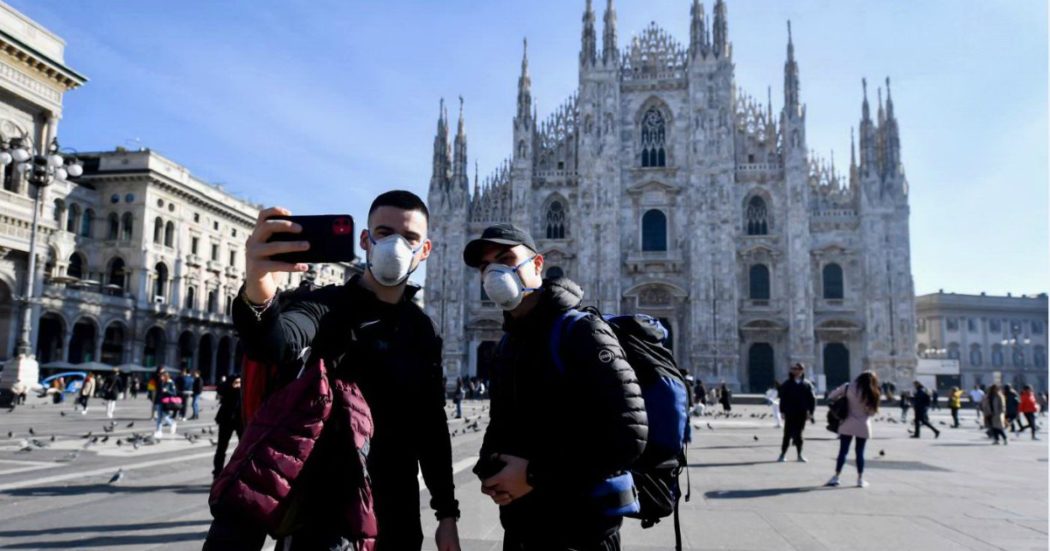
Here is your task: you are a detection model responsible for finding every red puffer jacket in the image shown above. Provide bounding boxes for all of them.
[1020,390,1040,414]
[209,357,377,548]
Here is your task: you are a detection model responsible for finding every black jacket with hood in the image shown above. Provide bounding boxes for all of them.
[479,277,648,543]
[778,376,816,417]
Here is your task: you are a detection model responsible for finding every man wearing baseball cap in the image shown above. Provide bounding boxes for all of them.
[464,223,648,550]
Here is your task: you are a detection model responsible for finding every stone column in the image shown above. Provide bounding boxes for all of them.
[209,342,218,385]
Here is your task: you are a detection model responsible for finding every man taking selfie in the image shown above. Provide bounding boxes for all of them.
[205,190,460,550]
[464,223,648,551]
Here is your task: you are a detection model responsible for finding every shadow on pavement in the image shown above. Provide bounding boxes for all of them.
[1,483,211,498]
[704,486,817,499]
[0,520,209,538]
[0,530,206,548]
[688,461,780,468]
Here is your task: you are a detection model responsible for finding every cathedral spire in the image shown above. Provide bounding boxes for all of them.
[581,0,597,67]
[883,76,901,178]
[452,96,469,197]
[712,0,728,58]
[783,20,800,117]
[430,98,451,194]
[877,86,885,126]
[767,85,773,122]
[859,78,875,175]
[689,0,709,59]
[516,38,532,125]
[602,0,618,65]
[885,76,895,121]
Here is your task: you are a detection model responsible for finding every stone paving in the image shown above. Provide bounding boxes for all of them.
[0,396,1045,550]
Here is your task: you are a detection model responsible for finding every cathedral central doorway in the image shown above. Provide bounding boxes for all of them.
[823,343,850,390]
[748,342,775,393]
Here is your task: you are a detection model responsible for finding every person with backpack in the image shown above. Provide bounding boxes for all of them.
[154,371,179,437]
[777,363,815,463]
[76,373,95,415]
[824,371,880,489]
[205,192,461,551]
[463,224,649,551]
[910,381,940,439]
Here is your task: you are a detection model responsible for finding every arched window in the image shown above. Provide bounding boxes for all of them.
[992,344,1004,367]
[970,344,982,367]
[164,221,175,247]
[225,295,234,315]
[641,209,667,251]
[823,263,844,299]
[66,204,80,233]
[1013,347,1025,367]
[185,285,196,310]
[80,209,94,237]
[153,217,163,244]
[546,266,564,279]
[545,200,567,239]
[749,264,770,300]
[154,262,168,301]
[948,343,960,360]
[640,107,666,167]
[745,196,768,235]
[67,253,84,279]
[53,199,65,223]
[207,289,218,313]
[107,257,126,290]
[121,212,133,240]
[107,213,119,240]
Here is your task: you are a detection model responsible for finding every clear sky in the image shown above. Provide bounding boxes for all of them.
[9,0,1048,296]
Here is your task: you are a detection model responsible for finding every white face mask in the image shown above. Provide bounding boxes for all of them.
[482,256,540,311]
[366,231,423,287]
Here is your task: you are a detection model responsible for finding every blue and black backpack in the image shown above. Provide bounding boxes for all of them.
[550,307,692,551]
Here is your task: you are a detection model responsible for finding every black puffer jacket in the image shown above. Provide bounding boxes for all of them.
[480,278,648,542]
[778,376,816,417]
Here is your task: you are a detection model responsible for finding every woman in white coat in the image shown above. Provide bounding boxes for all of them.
[825,371,881,488]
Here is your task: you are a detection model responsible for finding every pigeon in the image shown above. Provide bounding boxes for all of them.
[16,439,31,452]
[101,436,109,443]
[125,421,134,428]
[50,434,56,442]
[108,469,124,484]
[116,439,123,446]
[102,425,114,433]
[879,450,885,457]
[706,423,714,430]
[6,431,11,438]
[31,438,48,448]
[82,431,93,439]
[28,427,35,436]
[753,435,759,441]
[60,411,66,417]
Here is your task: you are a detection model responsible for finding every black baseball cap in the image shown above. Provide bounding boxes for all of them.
[463,224,537,268]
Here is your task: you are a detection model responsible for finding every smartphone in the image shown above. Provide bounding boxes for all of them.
[266,214,356,264]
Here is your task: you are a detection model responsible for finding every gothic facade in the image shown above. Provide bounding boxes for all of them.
[426,0,917,391]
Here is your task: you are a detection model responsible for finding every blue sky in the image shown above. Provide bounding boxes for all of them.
[10,0,1048,296]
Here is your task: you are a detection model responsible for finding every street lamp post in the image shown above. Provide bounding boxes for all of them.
[0,135,82,406]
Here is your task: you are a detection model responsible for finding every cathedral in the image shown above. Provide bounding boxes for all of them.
[425,0,916,392]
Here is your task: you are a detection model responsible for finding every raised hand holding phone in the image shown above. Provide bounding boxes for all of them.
[243,206,310,305]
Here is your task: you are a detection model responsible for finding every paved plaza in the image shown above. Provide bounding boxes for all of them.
[0,396,1045,550]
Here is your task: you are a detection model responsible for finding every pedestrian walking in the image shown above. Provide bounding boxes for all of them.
[1039,392,1049,417]
[129,375,139,399]
[948,386,963,428]
[1019,385,1040,440]
[910,382,940,438]
[825,371,881,489]
[205,192,461,550]
[983,384,1008,445]
[176,368,193,420]
[462,223,647,550]
[453,378,465,419]
[719,382,733,413]
[212,375,243,478]
[154,371,179,437]
[930,389,940,411]
[969,384,986,422]
[101,369,123,419]
[693,379,708,416]
[777,363,816,463]
[766,383,782,427]
[190,369,203,420]
[1004,384,1022,433]
[76,373,95,414]
[899,390,912,422]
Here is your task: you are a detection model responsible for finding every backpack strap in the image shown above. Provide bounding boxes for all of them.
[549,308,591,375]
